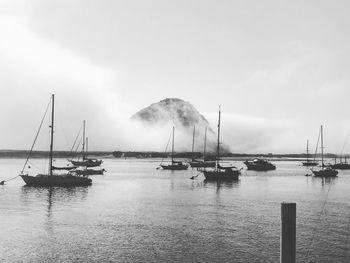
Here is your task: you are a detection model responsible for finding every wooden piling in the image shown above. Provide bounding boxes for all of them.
[281,202,296,263]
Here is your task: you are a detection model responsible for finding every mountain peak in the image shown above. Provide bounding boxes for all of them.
[131,98,212,130]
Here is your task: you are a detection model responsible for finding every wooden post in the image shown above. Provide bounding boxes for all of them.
[281,203,296,263]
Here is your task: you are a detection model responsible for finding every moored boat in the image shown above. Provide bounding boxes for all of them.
[312,167,338,177]
[21,173,92,186]
[330,162,350,170]
[160,126,189,170]
[20,94,92,186]
[160,161,188,170]
[72,168,106,176]
[70,158,103,168]
[329,155,350,170]
[244,158,276,171]
[311,125,338,177]
[201,106,240,181]
[68,121,103,168]
[189,126,215,168]
[190,159,216,168]
[302,139,318,166]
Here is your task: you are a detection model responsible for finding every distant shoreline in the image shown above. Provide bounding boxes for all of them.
[0,150,341,160]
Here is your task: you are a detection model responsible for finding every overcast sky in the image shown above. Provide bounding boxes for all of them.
[1,0,350,153]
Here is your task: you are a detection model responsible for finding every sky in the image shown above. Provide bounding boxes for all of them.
[0,0,350,153]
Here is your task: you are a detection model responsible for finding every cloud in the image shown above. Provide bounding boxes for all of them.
[0,15,130,150]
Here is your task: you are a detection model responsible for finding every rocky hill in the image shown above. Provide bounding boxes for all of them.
[131,98,224,153]
[131,98,212,129]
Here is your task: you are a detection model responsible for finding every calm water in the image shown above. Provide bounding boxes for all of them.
[0,158,350,263]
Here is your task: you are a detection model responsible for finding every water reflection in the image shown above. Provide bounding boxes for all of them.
[312,176,338,188]
[204,179,240,193]
[20,185,90,212]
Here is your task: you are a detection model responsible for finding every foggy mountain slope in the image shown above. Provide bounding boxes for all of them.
[131,98,213,130]
[130,98,226,152]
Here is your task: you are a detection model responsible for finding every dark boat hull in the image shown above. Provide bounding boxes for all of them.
[20,174,92,186]
[52,166,77,171]
[330,163,350,170]
[69,160,102,167]
[189,161,216,168]
[161,164,188,170]
[302,162,318,166]
[74,169,105,176]
[244,159,276,171]
[244,164,276,171]
[203,169,240,181]
[312,169,338,177]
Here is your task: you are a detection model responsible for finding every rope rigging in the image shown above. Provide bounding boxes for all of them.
[1,99,51,185]
[70,123,83,153]
[21,99,51,174]
[159,129,173,166]
[313,127,321,162]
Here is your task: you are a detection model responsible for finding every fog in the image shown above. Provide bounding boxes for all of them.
[1,1,350,154]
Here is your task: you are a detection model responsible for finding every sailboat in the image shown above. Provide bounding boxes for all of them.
[160,126,188,170]
[20,94,92,186]
[69,121,103,168]
[302,139,318,166]
[201,107,240,181]
[330,156,350,170]
[311,125,338,177]
[70,136,105,176]
[189,126,215,168]
[244,158,276,171]
[330,135,350,169]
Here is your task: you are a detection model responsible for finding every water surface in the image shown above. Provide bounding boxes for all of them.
[0,158,349,262]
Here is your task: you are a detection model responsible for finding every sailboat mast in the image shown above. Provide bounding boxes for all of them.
[192,126,195,161]
[321,125,324,168]
[203,127,207,161]
[82,120,86,160]
[86,137,88,157]
[216,106,221,164]
[171,126,175,164]
[49,94,55,176]
[306,139,309,163]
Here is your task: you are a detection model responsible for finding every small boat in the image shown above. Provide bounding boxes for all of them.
[311,125,338,177]
[20,94,92,186]
[70,158,103,168]
[244,158,276,171]
[160,161,189,170]
[69,121,103,168]
[160,126,188,170]
[189,126,215,168]
[302,139,318,166]
[201,107,240,181]
[190,159,216,168]
[312,167,338,177]
[21,173,92,186]
[52,165,77,171]
[72,168,106,176]
[330,156,350,170]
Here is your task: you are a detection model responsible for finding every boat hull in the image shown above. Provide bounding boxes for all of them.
[203,169,240,181]
[302,162,318,166]
[189,161,216,168]
[312,169,338,177]
[161,164,188,170]
[74,169,105,176]
[244,163,276,171]
[69,160,102,167]
[330,163,350,170]
[20,174,92,186]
